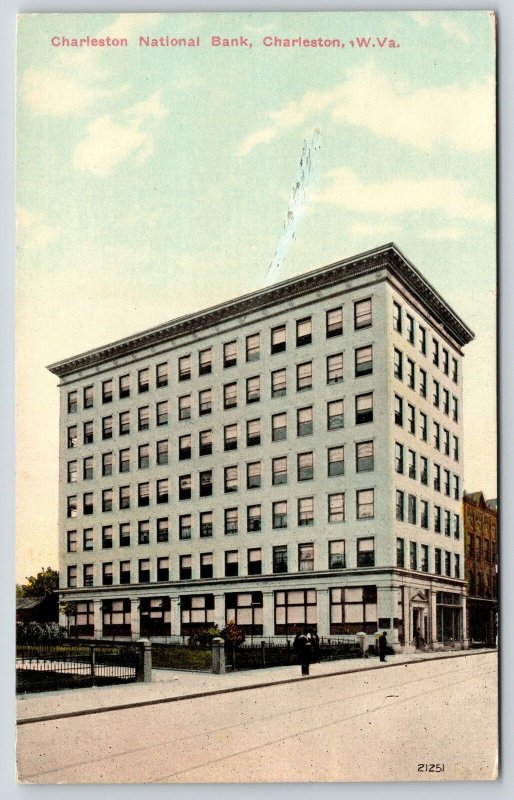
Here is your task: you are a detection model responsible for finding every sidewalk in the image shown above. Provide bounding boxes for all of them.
[17,648,496,725]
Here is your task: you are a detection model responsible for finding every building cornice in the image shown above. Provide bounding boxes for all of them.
[47,243,475,379]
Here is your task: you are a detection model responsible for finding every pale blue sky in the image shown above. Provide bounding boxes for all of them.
[16,11,496,580]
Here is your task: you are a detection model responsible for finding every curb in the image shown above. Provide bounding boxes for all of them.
[17,649,494,726]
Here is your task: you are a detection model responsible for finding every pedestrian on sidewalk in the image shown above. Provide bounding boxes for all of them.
[378,631,388,663]
[293,626,313,676]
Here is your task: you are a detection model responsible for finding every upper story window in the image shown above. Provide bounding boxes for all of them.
[297,451,313,481]
[83,385,94,409]
[246,333,260,362]
[328,400,344,430]
[297,362,313,391]
[179,355,192,381]
[67,461,77,483]
[356,441,374,472]
[394,395,403,427]
[102,379,113,404]
[356,488,374,519]
[246,376,260,404]
[67,391,78,414]
[272,412,287,442]
[329,540,346,569]
[393,301,402,333]
[119,374,130,398]
[179,395,191,420]
[224,423,238,451]
[407,358,415,390]
[393,348,403,381]
[273,500,288,529]
[406,314,415,344]
[199,429,212,456]
[272,456,287,486]
[156,362,168,388]
[224,465,238,493]
[296,317,312,347]
[138,368,149,393]
[298,543,314,572]
[356,393,373,425]
[156,400,168,426]
[355,346,373,377]
[442,349,449,376]
[297,406,313,437]
[328,446,345,477]
[102,416,113,440]
[432,338,440,367]
[354,298,372,330]
[326,306,343,338]
[357,537,375,567]
[271,368,286,397]
[83,421,94,444]
[199,389,212,415]
[271,325,286,354]
[246,418,261,447]
[327,353,344,384]
[419,325,427,356]
[138,406,150,431]
[199,347,212,375]
[452,357,459,384]
[224,382,238,409]
[223,340,237,368]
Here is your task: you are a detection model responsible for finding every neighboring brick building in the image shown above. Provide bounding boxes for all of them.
[48,243,474,649]
[463,492,498,646]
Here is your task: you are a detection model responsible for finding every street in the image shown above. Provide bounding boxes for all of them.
[17,652,497,783]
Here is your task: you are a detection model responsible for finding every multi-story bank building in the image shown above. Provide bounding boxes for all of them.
[48,244,474,650]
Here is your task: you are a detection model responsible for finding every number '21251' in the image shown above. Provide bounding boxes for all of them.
[418,764,445,773]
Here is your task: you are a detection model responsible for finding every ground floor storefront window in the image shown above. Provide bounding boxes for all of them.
[225,592,263,635]
[274,589,317,635]
[140,596,171,637]
[102,598,131,637]
[68,600,94,637]
[330,586,377,634]
[180,594,215,635]
[436,592,462,642]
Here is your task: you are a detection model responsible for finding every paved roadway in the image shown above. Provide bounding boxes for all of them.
[17,652,497,783]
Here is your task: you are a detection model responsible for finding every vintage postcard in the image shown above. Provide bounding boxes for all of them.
[16,10,497,783]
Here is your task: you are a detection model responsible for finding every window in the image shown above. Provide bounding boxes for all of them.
[419,368,427,398]
[178,354,192,381]
[407,314,415,344]
[328,446,345,476]
[272,456,287,485]
[224,465,238,493]
[67,495,77,518]
[396,490,404,521]
[101,416,112,441]
[119,374,130,399]
[394,395,403,426]
[297,406,313,437]
[67,390,78,413]
[298,496,314,526]
[354,298,372,330]
[156,401,168,427]
[357,489,374,519]
[396,538,405,568]
[100,488,112,513]
[356,393,373,425]
[442,348,449,376]
[452,357,459,384]
[356,441,374,472]
[445,551,452,577]
[273,501,288,529]
[247,549,262,575]
[420,456,428,485]
[83,492,93,515]
[67,530,77,553]
[225,551,239,577]
[443,388,450,416]
[135,482,149,508]
[120,561,131,585]
[157,517,169,543]
[407,404,415,434]
[83,385,94,409]
[328,493,345,523]
[247,461,261,489]
[297,361,313,391]
[356,346,373,377]
[275,589,317,635]
[453,436,459,461]
[118,449,130,474]
[157,557,169,582]
[223,340,237,368]
[199,347,212,375]
[179,434,192,460]
[454,553,460,579]
[357,538,375,567]
[419,325,426,355]
[444,510,451,536]
[395,443,404,474]
[444,469,451,497]
[420,412,428,442]
[67,461,78,483]
[200,552,213,579]
[393,301,402,333]
[454,514,460,539]
[200,511,213,538]
[393,348,403,380]
[179,514,192,540]
[200,470,213,497]
[139,558,151,582]
[156,440,169,466]
[199,388,212,415]
[328,399,344,429]
[102,379,113,404]
[246,333,260,362]
[246,418,261,447]
[272,412,287,441]
[435,548,442,575]
[225,508,238,535]
[156,362,168,388]
[67,565,77,588]
[138,406,149,431]
[101,453,111,477]
[81,528,93,551]
[434,506,442,534]
[408,449,416,480]
[247,505,261,532]
[433,422,441,450]
[102,525,113,549]
[246,376,260,404]
[119,523,130,547]
[296,317,312,347]
[67,425,78,448]
[83,421,94,444]
[326,306,343,338]
[138,443,150,469]
[408,494,417,524]
[407,358,415,390]
[433,380,440,408]
[454,475,460,501]
[138,368,149,393]
[224,382,238,409]
[299,543,314,572]
[327,353,344,384]
[273,545,288,573]
[271,325,286,354]
[298,451,313,481]
[119,411,130,436]
[271,368,286,397]
[453,396,459,422]
[84,564,94,587]
[138,520,150,545]
[199,429,212,456]
[329,540,346,569]
[179,395,191,420]
[410,542,417,571]
[432,338,439,367]
[179,474,192,500]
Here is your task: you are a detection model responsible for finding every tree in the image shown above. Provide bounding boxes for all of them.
[18,566,59,597]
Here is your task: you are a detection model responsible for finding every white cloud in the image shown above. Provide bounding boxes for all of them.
[73,91,168,176]
[313,168,494,222]
[17,206,59,249]
[21,67,111,117]
[409,11,472,44]
[348,221,400,238]
[421,226,466,241]
[239,65,494,155]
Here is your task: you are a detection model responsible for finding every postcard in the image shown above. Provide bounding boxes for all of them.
[15,10,497,783]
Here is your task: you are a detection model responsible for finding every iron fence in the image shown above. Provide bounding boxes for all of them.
[225,637,362,671]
